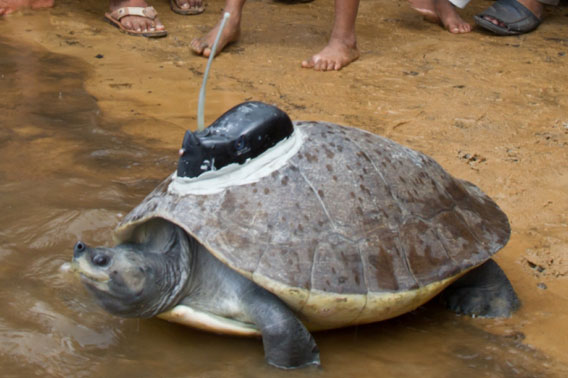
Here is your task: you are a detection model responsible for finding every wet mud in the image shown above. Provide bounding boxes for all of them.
[0,0,567,377]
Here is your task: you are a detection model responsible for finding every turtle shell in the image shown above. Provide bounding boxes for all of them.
[115,122,510,330]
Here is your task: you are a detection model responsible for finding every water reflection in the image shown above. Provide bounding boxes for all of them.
[0,37,565,378]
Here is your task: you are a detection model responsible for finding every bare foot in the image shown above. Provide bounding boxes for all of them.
[0,0,53,15]
[409,0,471,34]
[108,0,165,34]
[301,38,360,71]
[172,0,204,14]
[191,15,241,57]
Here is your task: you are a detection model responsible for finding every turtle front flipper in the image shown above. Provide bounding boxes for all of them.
[440,259,521,318]
[242,284,320,369]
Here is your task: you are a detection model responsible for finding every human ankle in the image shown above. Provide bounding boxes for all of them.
[517,0,543,17]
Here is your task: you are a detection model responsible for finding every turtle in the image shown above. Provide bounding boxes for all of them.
[72,101,520,369]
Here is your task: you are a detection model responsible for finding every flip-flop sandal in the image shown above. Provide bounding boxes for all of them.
[104,6,168,38]
[170,0,205,15]
[474,0,540,36]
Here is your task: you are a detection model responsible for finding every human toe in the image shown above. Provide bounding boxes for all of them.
[313,59,324,71]
[324,60,336,71]
[178,0,190,9]
[154,18,165,31]
[202,47,212,58]
[301,58,315,69]
[190,38,206,54]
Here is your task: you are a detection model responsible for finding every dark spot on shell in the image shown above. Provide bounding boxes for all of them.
[337,145,344,152]
[357,151,371,163]
[264,188,270,195]
[323,145,335,159]
[331,267,336,274]
[298,153,304,160]
[350,192,356,198]
[305,152,318,163]
[222,191,237,210]
[338,277,347,284]
[253,188,258,193]
[332,175,338,181]
[281,176,289,186]
[317,189,325,199]
[303,215,310,221]
[298,224,304,232]
[271,171,278,178]
[326,164,333,172]
[282,216,287,222]
[359,184,370,196]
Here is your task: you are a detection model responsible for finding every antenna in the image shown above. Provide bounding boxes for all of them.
[197,12,231,131]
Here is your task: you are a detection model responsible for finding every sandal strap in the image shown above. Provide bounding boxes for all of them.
[109,6,158,21]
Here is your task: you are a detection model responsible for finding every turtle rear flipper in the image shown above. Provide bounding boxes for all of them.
[440,259,520,318]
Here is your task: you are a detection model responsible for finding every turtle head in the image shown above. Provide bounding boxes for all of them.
[177,101,294,178]
[72,221,192,318]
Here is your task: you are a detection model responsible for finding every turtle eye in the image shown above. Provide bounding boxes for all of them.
[92,254,111,267]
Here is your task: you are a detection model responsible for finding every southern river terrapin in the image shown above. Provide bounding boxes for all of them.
[72,102,520,369]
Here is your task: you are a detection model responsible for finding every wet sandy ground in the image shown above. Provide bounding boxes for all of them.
[0,0,567,376]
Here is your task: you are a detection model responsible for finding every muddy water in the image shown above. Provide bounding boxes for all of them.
[1,0,567,377]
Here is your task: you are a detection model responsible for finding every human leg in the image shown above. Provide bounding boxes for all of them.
[190,0,245,57]
[301,0,360,71]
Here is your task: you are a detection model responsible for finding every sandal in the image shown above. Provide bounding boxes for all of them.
[104,6,168,38]
[474,0,541,36]
[170,0,205,15]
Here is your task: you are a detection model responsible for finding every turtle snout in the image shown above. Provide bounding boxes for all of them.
[73,242,111,267]
[73,241,87,258]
